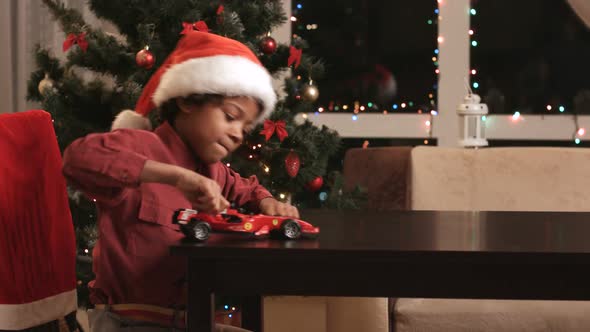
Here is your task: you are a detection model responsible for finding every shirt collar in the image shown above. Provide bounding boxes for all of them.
[154,121,199,171]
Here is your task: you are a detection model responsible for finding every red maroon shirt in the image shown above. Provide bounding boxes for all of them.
[62,122,272,307]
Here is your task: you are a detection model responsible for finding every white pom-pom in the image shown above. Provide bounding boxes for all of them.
[111,110,152,131]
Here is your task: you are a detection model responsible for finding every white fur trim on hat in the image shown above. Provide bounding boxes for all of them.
[153,55,277,121]
[111,110,152,131]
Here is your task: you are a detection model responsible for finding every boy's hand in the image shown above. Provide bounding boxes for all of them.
[259,197,299,218]
[141,160,229,213]
[174,168,230,213]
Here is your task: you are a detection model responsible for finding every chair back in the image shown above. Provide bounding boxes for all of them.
[0,110,77,330]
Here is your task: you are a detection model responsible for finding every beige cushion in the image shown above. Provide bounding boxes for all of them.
[396,299,590,332]
[264,296,388,332]
[327,297,389,332]
[401,146,590,332]
[411,147,473,211]
[412,147,590,211]
[264,296,327,332]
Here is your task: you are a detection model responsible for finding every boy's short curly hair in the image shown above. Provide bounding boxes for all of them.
[158,94,264,125]
[158,94,224,125]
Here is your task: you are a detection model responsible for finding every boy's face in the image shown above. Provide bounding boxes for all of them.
[175,96,259,164]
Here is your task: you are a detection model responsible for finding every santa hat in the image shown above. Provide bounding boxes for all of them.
[112,31,277,130]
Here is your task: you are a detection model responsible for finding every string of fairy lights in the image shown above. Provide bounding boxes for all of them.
[295,1,587,145]
[469,1,586,144]
[291,1,438,142]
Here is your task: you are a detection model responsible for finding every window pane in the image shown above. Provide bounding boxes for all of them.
[293,0,438,114]
[471,0,590,115]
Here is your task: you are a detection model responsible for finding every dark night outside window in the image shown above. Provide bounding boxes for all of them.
[471,0,590,115]
[293,0,438,114]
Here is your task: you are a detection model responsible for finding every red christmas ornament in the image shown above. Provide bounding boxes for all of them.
[136,47,155,69]
[260,36,277,55]
[285,151,300,178]
[306,176,323,192]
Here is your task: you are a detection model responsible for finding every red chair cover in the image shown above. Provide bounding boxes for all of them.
[0,110,77,330]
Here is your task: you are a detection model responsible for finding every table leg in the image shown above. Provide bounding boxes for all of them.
[187,258,215,332]
[241,295,263,332]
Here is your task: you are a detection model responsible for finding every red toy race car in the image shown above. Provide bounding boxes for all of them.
[172,208,320,241]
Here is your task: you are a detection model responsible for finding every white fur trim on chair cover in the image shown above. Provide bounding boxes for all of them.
[0,289,77,330]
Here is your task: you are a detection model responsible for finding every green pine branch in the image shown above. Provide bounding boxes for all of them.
[26,45,65,102]
[64,31,135,82]
[227,0,286,39]
[41,0,86,34]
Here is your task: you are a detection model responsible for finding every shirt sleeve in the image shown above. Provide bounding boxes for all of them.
[62,129,153,205]
[217,164,273,212]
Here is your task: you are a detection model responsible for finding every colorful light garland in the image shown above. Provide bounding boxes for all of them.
[293,0,438,125]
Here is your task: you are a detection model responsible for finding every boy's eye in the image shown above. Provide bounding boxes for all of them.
[225,113,235,121]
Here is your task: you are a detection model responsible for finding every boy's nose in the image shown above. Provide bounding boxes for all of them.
[228,127,243,144]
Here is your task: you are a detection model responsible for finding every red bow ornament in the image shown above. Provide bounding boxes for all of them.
[181,21,209,35]
[217,5,225,15]
[288,46,302,69]
[63,32,88,53]
[260,120,288,142]
[216,4,225,24]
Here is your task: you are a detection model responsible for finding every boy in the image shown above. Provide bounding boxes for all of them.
[63,31,298,331]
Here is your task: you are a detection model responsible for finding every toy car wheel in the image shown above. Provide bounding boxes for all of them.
[181,219,210,241]
[192,221,210,241]
[281,219,301,239]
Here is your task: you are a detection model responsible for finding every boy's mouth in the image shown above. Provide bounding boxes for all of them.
[217,142,230,154]
[218,140,235,153]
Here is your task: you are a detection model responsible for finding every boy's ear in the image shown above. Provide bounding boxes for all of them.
[175,98,193,114]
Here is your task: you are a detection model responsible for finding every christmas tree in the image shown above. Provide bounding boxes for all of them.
[27,0,364,307]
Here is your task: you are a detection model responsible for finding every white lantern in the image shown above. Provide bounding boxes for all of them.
[457,93,488,148]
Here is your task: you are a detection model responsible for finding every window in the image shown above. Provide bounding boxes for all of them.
[471,0,590,115]
[293,0,438,114]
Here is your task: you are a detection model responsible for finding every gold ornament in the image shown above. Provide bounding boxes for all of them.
[38,73,55,96]
[302,80,319,102]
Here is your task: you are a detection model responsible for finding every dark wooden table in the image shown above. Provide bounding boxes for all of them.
[170,210,590,332]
